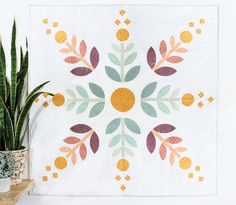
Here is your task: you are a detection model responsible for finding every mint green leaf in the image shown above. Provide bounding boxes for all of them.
[67,89,76,99]
[89,102,105,118]
[170,101,179,111]
[124,52,137,65]
[158,85,170,98]
[124,65,140,82]
[109,135,121,147]
[111,44,121,52]
[89,83,105,98]
[67,101,76,111]
[158,101,170,114]
[105,66,121,82]
[106,118,121,134]
[124,148,134,157]
[76,102,89,114]
[112,147,121,157]
[124,135,137,147]
[76,86,88,98]
[125,43,134,52]
[124,118,141,134]
[141,82,157,98]
[170,88,180,98]
[141,102,157,117]
[108,53,120,65]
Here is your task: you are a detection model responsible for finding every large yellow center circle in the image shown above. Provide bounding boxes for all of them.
[116,28,129,42]
[111,88,135,112]
[180,31,193,44]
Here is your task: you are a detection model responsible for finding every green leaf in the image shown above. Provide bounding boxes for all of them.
[0,40,6,101]
[141,102,157,117]
[112,147,121,157]
[105,66,121,82]
[124,52,137,65]
[67,89,76,99]
[125,43,134,52]
[108,53,120,65]
[66,101,76,111]
[158,85,170,98]
[76,86,88,98]
[157,101,170,114]
[141,82,157,98]
[170,89,180,98]
[111,44,121,52]
[124,118,141,134]
[124,147,134,157]
[89,102,105,118]
[124,135,137,147]
[106,118,121,134]
[27,81,50,100]
[170,101,179,111]
[124,65,140,82]
[109,135,121,147]
[76,102,89,114]
[89,83,105,98]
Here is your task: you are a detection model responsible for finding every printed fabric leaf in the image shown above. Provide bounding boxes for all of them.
[112,147,121,157]
[124,52,137,65]
[90,47,99,68]
[70,124,92,133]
[124,135,137,147]
[106,118,121,134]
[71,153,77,165]
[124,65,140,82]
[59,146,71,152]
[71,67,92,76]
[89,83,105,98]
[170,89,180,98]
[89,102,105,118]
[169,35,175,48]
[159,40,167,57]
[67,89,76,99]
[141,82,157,98]
[79,40,87,57]
[125,43,134,52]
[158,101,170,114]
[111,44,121,52]
[169,153,175,165]
[76,86,88,98]
[64,56,81,64]
[154,124,176,133]
[64,136,80,144]
[146,131,156,154]
[109,135,121,147]
[124,147,134,157]
[147,47,156,68]
[71,35,77,48]
[167,56,183,63]
[79,143,87,160]
[165,136,182,144]
[105,66,121,82]
[170,101,179,111]
[108,53,120,65]
[90,131,99,153]
[159,143,167,160]
[124,118,141,134]
[155,67,176,76]
[175,47,188,53]
[157,85,170,98]
[67,101,76,111]
[141,102,157,117]
[60,48,70,54]
[175,147,187,152]
[76,102,89,114]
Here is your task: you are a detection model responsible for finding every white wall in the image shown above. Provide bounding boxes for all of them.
[0,0,235,204]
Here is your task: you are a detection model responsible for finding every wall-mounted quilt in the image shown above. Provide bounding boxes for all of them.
[29,5,218,196]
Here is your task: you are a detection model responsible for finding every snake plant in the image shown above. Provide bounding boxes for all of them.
[0,21,50,151]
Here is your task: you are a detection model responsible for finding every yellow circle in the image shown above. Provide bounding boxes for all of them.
[116,28,129,42]
[116,159,129,171]
[182,93,194,106]
[52,93,65,106]
[179,157,192,170]
[55,31,67,43]
[180,31,193,43]
[111,88,135,112]
[54,156,67,170]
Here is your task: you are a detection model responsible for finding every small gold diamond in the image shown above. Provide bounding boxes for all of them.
[46,165,51,171]
[200,18,205,24]
[115,19,121,25]
[42,176,48,181]
[196,29,202,34]
[125,175,131,181]
[198,102,204,108]
[189,22,194,27]
[198,92,204,98]
[53,22,58,27]
[119,9,126,16]
[188,173,194,178]
[53,173,58,178]
[43,101,49,108]
[34,98,39,103]
[43,19,48,24]
[198,176,204,182]
[208,97,214,103]
[46,29,51,35]
[43,92,49,98]
[120,184,126,191]
[115,175,121,181]
[195,165,201,171]
[124,19,131,25]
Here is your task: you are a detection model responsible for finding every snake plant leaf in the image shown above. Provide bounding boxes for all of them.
[105,66,121,82]
[76,86,88,98]
[27,81,50,100]
[141,102,157,117]
[106,118,121,134]
[109,135,121,147]
[124,118,141,134]
[0,40,6,72]
[108,53,120,65]
[141,82,157,98]
[124,52,137,65]
[124,65,140,82]
[157,85,170,99]
[0,41,6,101]
[89,102,105,118]
[124,135,137,147]
[89,83,105,98]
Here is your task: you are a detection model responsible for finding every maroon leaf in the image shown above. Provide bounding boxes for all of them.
[64,136,80,144]
[90,47,99,68]
[159,40,167,57]
[147,47,156,68]
[146,131,156,154]
[165,136,182,144]
[90,131,99,153]
[167,56,183,63]
[79,40,87,57]
[159,143,167,160]
[79,143,87,160]
[64,56,81,64]
[70,124,92,133]
[71,67,92,76]
[155,66,176,76]
[154,124,176,133]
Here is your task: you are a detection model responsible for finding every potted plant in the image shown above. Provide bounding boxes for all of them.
[0,21,50,185]
[0,152,14,192]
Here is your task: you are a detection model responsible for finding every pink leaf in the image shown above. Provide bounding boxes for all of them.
[154,124,176,133]
[159,40,167,57]
[59,48,71,54]
[155,66,176,76]
[167,56,183,63]
[70,124,92,133]
[170,35,175,48]
[71,67,92,76]
[71,153,77,165]
[59,146,71,152]
[79,143,87,160]
[147,47,156,68]
[165,136,182,144]
[71,36,77,48]
[169,153,175,165]
[90,47,99,68]
[159,143,167,160]
[64,56,81,64]
[79,40,87,57]
[175,147,187,152]
[63,136,80,144]
[175,47,188,53]
[146,131,156,154]
[90,131,99,153]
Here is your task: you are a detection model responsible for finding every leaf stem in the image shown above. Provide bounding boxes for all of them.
[141,97,180,102]
[68,98,105,103]
[121,118,125,157]
[120,43,125,82]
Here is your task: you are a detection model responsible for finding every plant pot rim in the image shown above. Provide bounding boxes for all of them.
[0,146,27,153]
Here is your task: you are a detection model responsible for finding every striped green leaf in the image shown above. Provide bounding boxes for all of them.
[124,135,137,147]
[158,85,170,98]
[105,66,121,82]
[124,118,141,134]
[76,102,89,114]
[108,53,120,65]
[111,44,121,52]
[141,102,157,117]
[124,65,140,82]
[76,86,88,98]
[157,101,170,114]
[89,102,105,118]
[109,135,121,147]
[89,83,105,98]
[124,52,137,65]
[106,118,121,134]
[141,82,157,98]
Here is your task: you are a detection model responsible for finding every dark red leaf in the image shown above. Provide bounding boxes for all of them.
[147,47,156,68]
[71,67,92,76]
[146,131,156,154]
[70,124,92,133]
[64,136,80,144]
[90,131,99,153]
[64,56,81,64]
[167,56,183,63]
[165,136,182,144]
[159,40,167,57]
[154,124,176,133]
[159,143,167,160]
[79,143,87,160]
[90,47,99,68]
[79,40,87,57]
[155,66,176,76]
